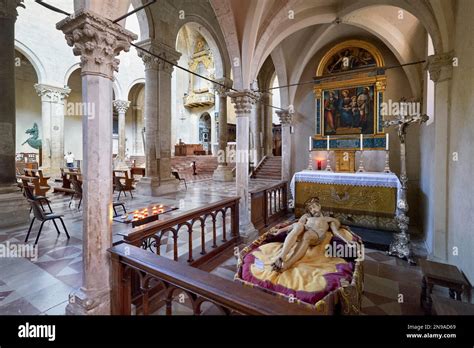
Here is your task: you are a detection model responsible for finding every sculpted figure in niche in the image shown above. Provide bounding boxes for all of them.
[271,198,351,272]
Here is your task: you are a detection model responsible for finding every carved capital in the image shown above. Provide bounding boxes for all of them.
[215,77,233,97]
[425,51,454,82]
[136,39,181,74]
[56,10,138,79]
[228,90,258,116]
[0,0,24,20]
[276,109,293,126]
[113,100,130,114]
[34,84,71,103]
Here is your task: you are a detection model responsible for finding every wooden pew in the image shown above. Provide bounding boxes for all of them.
[53,168,76,195]
[19,175,50,196]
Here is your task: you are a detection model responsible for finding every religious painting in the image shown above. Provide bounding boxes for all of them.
[323,85,375,136]
[323,47,377,75]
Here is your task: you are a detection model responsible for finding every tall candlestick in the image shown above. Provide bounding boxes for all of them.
[327,136,330,151]
[360,134,363,151]
[386,133,389,151]
[309,136,312,151]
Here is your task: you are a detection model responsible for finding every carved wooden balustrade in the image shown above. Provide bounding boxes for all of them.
[250,181,288,230]
[122,197,240,267]
[109,243,315,315]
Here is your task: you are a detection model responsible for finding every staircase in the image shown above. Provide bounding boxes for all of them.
[252,156,282,180]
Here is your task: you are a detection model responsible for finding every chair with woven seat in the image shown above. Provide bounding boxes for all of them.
[25,199,70,245]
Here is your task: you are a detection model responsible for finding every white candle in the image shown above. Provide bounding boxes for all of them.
[327,136,330,151]
[360,134,363,151]
[309,136,312,151]
[386,133,389,151]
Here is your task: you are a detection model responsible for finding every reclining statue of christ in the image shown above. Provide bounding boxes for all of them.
[271,198,352,272]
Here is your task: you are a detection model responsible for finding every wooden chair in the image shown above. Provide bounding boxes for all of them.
[25,199,70,245]
[172,171,187,190]
[113,172,135,199]
[22,180,53,214]
[69,174,83,209]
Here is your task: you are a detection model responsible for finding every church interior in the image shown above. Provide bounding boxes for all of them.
[0,0,473,320]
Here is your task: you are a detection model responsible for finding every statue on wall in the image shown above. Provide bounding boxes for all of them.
[271,198,352,272]
[22,123,42,150]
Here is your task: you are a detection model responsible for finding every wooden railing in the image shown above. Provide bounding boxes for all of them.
[122,197,240,267]
[109,243,315,315]
[250,181,288,230]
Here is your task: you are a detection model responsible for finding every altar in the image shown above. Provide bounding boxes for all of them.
[291,170,400,231]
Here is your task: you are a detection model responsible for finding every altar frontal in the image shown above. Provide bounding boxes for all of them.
[291,171,400,231]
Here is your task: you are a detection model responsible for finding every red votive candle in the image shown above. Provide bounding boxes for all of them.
[317,160,322,170]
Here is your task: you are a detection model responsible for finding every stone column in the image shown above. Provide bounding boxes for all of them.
[250,92,263,166]
[213,77,233,181]
[34,84,71,174]
[276,109,293,181]
[228,90,258,241]
[135,39,180,196]
[426,52,453,262]
[132,105,144,156]
[112,99,130,168]
[57,10,137,315]
[261,92,273,156]
[0,0,29,228]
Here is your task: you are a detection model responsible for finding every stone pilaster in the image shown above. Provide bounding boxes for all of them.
[57,10,137,315]
[425,52,454,262]
[135,39,181,196]
[228,90,258,241]
[276,108,293,181]
[112,99,130,168]
[0,0,29,229]
[34,84,71,175]
[213,77,233,182]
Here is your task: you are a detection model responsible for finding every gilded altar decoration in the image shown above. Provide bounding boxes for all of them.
[312,40,388,150]
[183,39,215,108]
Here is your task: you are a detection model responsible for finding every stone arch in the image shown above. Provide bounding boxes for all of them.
[64,63,81,86]
[174,18,229,79]
[14,39,47,84]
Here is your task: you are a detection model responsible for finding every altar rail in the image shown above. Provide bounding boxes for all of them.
[109,243,315,315]
[250,181,288,231]
[123,197,240,267]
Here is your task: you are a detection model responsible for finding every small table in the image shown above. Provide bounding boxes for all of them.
[432,295,474,315]
[420,259,472,313]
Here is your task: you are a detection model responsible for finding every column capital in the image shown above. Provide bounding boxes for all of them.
[136,39,181,74]
[113,100,130,113]
[56,10,137,79]
[425,51,454,82]
[34,84,71,103]
[215,77,233,97]
[276,108,293,125]
[0,0,24,20]
[228,90,258,116]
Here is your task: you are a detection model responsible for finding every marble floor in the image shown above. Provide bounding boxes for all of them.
[0,176,437,316]
[0,178,276,315]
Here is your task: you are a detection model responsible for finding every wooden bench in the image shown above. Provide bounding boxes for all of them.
[432,295,474,315]
[53,168,77,195]
[24,168,50,187]
[19,175,50,196]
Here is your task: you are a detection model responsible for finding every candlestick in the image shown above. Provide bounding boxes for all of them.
[307,151,313,170]
[357,150,365,172]
[326,151,332,172]
[327,136,330,151]
[360,134,363,151]
[386,133,389,151]
[309,136,312,152]
[384,150,391,173]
